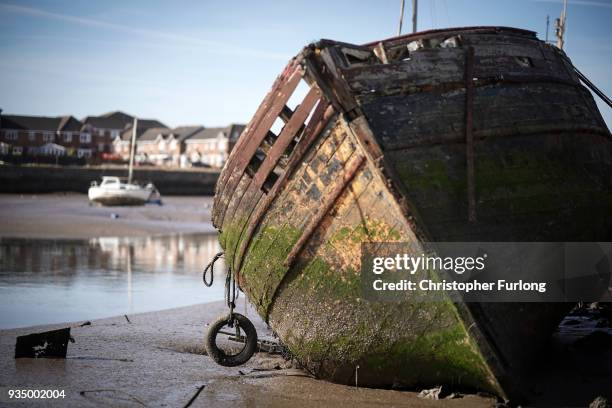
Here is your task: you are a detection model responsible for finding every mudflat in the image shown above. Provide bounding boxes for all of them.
[0,301,495,407]
[0,193,216,239]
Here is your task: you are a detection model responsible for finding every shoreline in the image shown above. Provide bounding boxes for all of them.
[0,193,216,239]
[0,301,495,407]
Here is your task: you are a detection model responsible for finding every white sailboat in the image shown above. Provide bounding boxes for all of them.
[88,118,158,206]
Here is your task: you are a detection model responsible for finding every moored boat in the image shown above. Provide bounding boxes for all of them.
[212,26,612,400]
[88,176,155,206]
[88,117,160,206]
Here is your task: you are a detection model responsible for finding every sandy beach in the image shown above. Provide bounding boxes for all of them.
[0,193,216,239]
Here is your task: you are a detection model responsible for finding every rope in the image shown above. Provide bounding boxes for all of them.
[573,65,612,108]
[225,266,239,313]
[202,251,240,318]
[202,251,224,287]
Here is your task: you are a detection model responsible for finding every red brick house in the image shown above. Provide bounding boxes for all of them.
[82,111,135,156]
[184,124,245,168]
[112,119,168,161]
[0,113,92,158]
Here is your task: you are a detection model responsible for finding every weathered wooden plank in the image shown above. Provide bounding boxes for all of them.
[360,82,606,151]
[365,27,536,49]
[233,103,334,276]
[225,90,322,267]
[283,153,365,268]
[215,67,303,228]
[253,88,321,189]
[238,121,351,309]
[214,61,299,206]
[343,49,573,97]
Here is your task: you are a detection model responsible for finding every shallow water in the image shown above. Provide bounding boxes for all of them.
[0,234,227,329]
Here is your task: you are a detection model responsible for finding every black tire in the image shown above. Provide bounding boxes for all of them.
[205,313,258,367]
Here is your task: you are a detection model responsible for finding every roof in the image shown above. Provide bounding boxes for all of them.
[82,111,134,130]
[119,119,169,141]
[137,127,173,142]
[33,143,67,152]
[188,127,225,141]
[172,125,204,142]
[227,124,246,142]
[187,124,245,142]
[1,114,83,132]
[58,116,83,132]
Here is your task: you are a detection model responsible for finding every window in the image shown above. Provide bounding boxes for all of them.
[80,133,91,143]
[28,131,36,141]
[98,143,105,152]
[111,130,120,138]
[5,130,18,140]
[98,129,105,137]
[12,146,23,155]
[43,132,54,142]
[77,149,92,158]
[64,132,72,142]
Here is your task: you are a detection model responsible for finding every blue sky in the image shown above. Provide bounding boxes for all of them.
[0,0,610,128]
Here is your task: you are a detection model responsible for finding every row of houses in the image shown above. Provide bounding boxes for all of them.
[0,110,245,168]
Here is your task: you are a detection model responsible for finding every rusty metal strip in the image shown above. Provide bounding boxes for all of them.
[253,88,321,189]
[233,103,335,278]
[465,46,477,223]
[216,67,303,227]
[283,153,366,269]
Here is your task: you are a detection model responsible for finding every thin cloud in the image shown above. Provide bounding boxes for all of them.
[0,3,289,60]
[530,0,612,8]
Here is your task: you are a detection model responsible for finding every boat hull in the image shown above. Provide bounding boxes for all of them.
[88,186,153,206]
[212,27,612,400]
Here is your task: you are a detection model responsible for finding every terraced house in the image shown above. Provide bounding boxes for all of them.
[112,118,168,161]
[0,113,92,158]
[184,124,245,168]
[81,111,135,156]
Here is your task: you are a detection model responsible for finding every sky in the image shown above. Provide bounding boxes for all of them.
[0,0,610,128]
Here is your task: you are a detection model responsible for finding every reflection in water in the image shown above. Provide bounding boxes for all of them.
[0,234,227,329]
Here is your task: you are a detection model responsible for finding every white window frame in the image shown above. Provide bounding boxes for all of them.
[43,131,54,142]
[111,130,120,138]
[80,133,91,143]
[28,131,36,141]
[64,132,72,142]
[12,146,23,155]
[5,130,18,140]
[98,129,105,137]
[77,148,92,158]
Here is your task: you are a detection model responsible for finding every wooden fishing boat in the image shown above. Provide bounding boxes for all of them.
[212,27,612,400]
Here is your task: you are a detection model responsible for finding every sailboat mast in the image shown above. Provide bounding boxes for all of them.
[412,0,418,33]
[398,0,405,36]
[128,117,138,184]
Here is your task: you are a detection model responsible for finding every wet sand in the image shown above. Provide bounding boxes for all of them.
[0,302,495,407]
[0,193,216,239]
